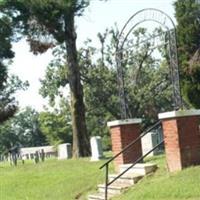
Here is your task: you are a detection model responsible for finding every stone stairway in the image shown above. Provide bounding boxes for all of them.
[88,163,157,200]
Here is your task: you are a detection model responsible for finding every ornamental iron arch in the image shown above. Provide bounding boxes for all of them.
[116,8,183,119]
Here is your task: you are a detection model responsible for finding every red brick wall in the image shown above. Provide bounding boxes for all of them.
[110,123,142,168]
[110,126,123,166]
[162,119,182,171]
[177,117,200,167]
[162,116,200,172]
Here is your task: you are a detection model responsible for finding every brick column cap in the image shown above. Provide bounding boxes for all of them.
[158,109,200,120]
[107,118,142,127]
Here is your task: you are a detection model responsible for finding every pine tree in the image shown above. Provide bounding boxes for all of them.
[175,0,200,107]
[0,17,17,123]
[0,0,91,157]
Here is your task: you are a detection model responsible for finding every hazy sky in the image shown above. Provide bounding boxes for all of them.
[10,0,176,111]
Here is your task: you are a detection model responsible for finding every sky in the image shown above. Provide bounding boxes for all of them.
[10,0,176,111]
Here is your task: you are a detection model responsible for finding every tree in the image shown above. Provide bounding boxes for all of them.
[0,17,29,123]
[40,27,173,151]
[0,16,16,122]
[13,107,47,147]
[0,75,28,123]
[39,99,72,145]
[0,14,29,123]
[0,107,47,155]
[122,28,173,124]
[0,0,91,157]
[39,32,120,150]
[174,0,200,107]
[0,122,18,155]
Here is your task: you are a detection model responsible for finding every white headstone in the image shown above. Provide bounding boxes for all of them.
[142,132,154,157]
[58,143,72,159]
[90,136,103,161]
[142,130,163,157]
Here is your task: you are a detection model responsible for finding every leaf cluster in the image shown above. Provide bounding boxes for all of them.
[0,107,47,154]
[38,104,72,145]
[175,0,200,107]
[0,0,90,54]
[0,14,28,123]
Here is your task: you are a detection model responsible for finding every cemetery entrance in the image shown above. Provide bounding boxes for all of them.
[115,8,183,119]
[97,9,200,200]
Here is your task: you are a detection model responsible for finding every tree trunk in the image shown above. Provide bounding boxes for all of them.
[64,14,90,158]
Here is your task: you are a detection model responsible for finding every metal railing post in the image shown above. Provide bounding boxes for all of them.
[105,164,109,200]
[99,120,162,199]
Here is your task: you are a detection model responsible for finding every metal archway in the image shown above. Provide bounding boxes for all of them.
[116,8,182,119]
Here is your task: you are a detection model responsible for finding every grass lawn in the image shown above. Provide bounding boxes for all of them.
[0,158,111,200]
[113,155,200,200]
[1,155,200,200]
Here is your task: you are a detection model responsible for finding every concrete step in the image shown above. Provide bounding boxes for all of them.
[98,183,131,195]
[109,173,144,185]
[119,163,157,175]
[88,192,114,200]
[88,162,157,200]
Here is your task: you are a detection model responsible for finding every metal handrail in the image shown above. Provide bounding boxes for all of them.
[108,140,164,186]
[100,120,162,200]
[100,120,161,169]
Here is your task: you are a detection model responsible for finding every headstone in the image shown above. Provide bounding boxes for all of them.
[58,143,72,159]
[34,151,39,164]
[11,153,17,166]
[142,132,154,157]
[30,154,34,159]
[9,146,18,166]
[40,149,45,162]
[90,136,103,161]
[21,154,26,164]
[142,129,164,157]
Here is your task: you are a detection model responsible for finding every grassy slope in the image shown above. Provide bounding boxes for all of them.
[113,155,200,200]
[1,155,200,200]
[0,158,109,200]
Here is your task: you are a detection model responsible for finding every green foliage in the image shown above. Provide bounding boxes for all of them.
[13,107,47,147]
[0,107,46,154]
[122,28,173,125]
[0,74,29,123]
[175,0,200,61]
[0,15,14,88]
[0,13,29,123]
[175,0,200,107]
[0,0,93,157]
[39,102,72,145]
[0,17,14,60]
[79,37,120,150]
[40,27,173,151]
[0,0,89,54]
[0,16,16,122]
[39,46,68,106]
[0,122,18,154]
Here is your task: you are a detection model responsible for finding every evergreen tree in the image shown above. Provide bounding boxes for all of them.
[175,0,200,107]
[0,0,91,157]
[0,16,17,122]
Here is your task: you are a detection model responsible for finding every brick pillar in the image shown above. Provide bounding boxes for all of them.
[159,110,200,172]
[107,119,142,169]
